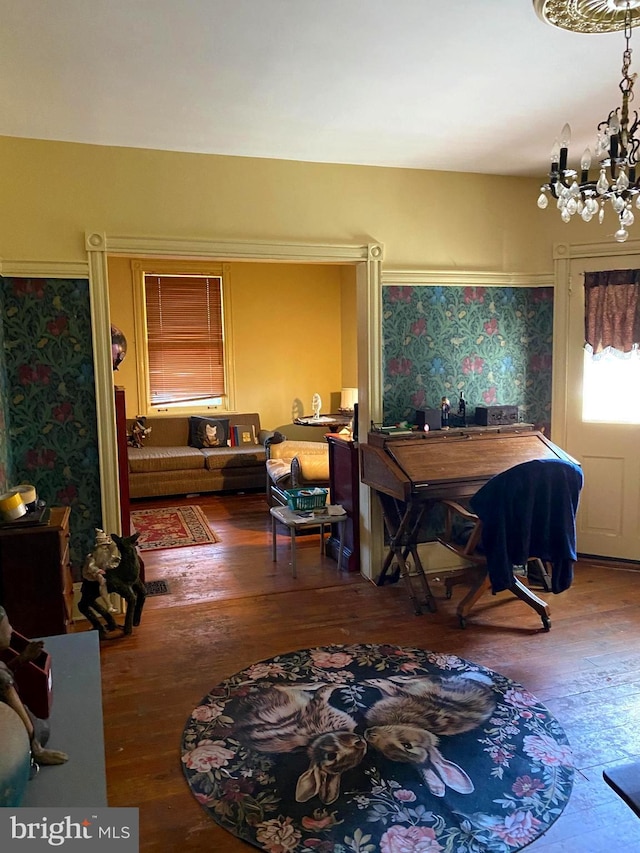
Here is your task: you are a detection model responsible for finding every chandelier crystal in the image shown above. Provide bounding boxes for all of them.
[537,0,640,241]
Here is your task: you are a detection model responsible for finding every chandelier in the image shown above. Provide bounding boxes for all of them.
[535,0,640,242]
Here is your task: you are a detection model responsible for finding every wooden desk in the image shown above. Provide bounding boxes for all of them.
[21,631,107,807]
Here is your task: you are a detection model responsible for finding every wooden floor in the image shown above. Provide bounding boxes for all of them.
[88,492,640,851]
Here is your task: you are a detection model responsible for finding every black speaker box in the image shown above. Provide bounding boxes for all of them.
[415,409,443,431]
[474,405,519,426]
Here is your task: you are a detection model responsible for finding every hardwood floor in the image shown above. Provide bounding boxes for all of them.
[92,492,640,851]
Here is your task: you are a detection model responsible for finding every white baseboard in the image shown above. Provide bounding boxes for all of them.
[416,541,474,574]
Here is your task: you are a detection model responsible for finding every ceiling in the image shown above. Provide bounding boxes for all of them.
[0,0,638,178]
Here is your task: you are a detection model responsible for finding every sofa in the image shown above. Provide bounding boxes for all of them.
[265,433,330,506]
[126,413,271,499]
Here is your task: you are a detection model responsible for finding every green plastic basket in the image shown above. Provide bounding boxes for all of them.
[284,487,328,511]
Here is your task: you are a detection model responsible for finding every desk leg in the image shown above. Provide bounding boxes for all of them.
[337,521,345,572]
[375,494,437,615]
[271,515,277,562]
[290,527,297,578]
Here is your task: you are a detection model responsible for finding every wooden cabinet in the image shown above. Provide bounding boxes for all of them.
[326,435,360,572]
[0,507,73,637]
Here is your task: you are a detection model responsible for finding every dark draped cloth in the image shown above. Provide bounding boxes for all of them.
[470,458,584,594]
[584,269,640,356]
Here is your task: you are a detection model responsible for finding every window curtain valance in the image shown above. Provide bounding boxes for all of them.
[584,269,640,357]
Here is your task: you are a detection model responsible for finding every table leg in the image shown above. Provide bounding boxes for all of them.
[271,515,277,562]
[337,521,345,572]
[289,527,297,578]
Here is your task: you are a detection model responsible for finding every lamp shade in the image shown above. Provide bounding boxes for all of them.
[340,387,358,411]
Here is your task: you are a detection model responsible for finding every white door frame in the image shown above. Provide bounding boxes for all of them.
[550,237,640,447]
[84,232,384,580]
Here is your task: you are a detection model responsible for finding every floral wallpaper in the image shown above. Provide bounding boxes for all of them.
[382,285,554,435]
[0,284,10,494]
[2,278,101,577]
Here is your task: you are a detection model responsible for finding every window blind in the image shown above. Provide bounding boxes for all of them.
[145,275,225,405]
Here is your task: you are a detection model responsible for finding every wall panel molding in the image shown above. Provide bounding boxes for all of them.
[86,232,384,579]
[382,269,553,287]
[0,260,89,278]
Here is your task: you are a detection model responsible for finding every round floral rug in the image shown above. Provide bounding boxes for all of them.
[181,644,574,852]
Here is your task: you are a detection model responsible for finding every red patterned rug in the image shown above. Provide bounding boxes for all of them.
[130,505,219,551]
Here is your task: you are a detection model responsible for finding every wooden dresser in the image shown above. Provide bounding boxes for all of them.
[0,506,73,637]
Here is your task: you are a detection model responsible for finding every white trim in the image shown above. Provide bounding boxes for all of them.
[86,232,384,580]
[552,238,640,260]
[93,234,372,263]
[85,236,121,536]
[0,260,90,278]
[382,269,554,287]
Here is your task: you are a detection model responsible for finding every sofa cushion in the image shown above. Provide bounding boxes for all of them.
[267,439,327,462]
[189,417,230,449]
[291,454,330,484]
[130,417,190,447]
[128,446,206,473]
[202,446,266,471]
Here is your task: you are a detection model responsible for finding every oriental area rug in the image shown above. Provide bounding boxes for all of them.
[130,505,219,551]
[181,643,574,853]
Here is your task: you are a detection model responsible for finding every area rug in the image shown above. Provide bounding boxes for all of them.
[181,643,574,853]
[130,505,219,551]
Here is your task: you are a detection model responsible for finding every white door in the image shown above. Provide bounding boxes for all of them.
[564,253,640,560]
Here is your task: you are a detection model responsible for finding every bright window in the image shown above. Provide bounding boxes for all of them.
[132,261,234,415]
[145,274,225,406]
[582,347,640,423]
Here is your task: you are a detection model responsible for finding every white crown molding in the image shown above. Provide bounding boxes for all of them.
[0,259,89,278]
[553,239,640,260]
[381,269,554,287]
[85,232,384,264]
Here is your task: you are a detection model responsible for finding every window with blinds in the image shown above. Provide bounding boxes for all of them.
[144,274,226,406]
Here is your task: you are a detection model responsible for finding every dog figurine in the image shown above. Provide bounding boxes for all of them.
[78,530,146,637]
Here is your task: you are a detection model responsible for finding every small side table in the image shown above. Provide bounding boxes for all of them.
[270,506,347,578]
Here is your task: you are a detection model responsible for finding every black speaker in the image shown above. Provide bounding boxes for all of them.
[415,409,441,431]
[352,402,358,442]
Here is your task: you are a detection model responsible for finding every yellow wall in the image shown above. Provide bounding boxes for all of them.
[108,256,353,431]
[0,135,587,272]
[340,267,358,388]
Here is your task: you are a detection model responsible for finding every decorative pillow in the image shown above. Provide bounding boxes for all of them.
[188,417,230,449]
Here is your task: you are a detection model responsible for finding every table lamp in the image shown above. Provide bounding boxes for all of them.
[339,387,358,414]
